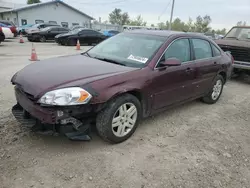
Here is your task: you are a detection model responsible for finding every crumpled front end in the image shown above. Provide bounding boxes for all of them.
[12,86,103,141]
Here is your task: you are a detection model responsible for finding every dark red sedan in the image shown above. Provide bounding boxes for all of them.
[11,30,233,143]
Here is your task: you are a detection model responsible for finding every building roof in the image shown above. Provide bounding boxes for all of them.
[0,1,24,9]
[0,0,94,20]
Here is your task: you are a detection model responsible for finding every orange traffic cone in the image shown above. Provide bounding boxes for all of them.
[76,39,80,50]
[29,43,39,61]
[19,33,24,43]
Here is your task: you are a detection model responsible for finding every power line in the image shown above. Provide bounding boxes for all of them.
[158,0,171,21]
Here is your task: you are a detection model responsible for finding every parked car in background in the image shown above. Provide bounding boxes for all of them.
[27,26,70,42]
[17,24,34,35]
[102,30,120,37]
[70,25,85,31]
[216,26,250,74]
[55,28,107,46]
[25,23,60,34]
[204,33,221,40]
[0,27,5,43]
[11,30,233,143]
[0,26,14,39]
[0,22,18,37]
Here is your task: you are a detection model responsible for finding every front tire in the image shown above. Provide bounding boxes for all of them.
[96,94,141,143]
[67,38,76,46]
[40,36,46,42]
[202,75,224,104]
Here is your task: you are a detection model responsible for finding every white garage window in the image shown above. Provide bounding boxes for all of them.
[35,20,44,24]
[61,22,69,28]
[49,21,57,24]
[72,23,79,26]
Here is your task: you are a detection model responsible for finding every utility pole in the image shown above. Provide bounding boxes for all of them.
[168,0,175,30]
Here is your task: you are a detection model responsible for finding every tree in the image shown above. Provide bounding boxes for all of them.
[151,24,155,27]
[129,15,147,26]
[237,21,246,26]
[216,28,227,35]
[185,18,195,32]
[27,0,41,4]
[157,22,166,29]
[108,8,130,25]
[171,18,187,31]
[194,15,212,33]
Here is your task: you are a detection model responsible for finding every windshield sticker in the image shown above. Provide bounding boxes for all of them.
[127,54,148,63]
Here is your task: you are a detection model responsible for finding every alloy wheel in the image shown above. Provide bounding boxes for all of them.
[112,103,138,137]
[212,80,222,100]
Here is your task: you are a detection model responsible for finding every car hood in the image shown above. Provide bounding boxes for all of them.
[57,33,74,38]
[215,38,250,48]
[12,55,138,98]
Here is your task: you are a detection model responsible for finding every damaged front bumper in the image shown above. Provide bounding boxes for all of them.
[12,86,100,141]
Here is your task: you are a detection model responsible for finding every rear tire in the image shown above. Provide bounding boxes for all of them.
[96,94,141,143]
[202,75,224,104]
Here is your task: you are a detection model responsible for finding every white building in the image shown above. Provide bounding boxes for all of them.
[0,0,93,28]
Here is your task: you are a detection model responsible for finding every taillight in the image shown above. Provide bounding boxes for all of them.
[0,27,2,32]
[10,26,17,33]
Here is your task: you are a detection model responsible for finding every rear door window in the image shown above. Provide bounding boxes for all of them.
[50,27,59,32]
[59,28,69,32]
[192,39,212,60]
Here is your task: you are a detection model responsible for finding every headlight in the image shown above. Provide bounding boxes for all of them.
[38,87,92,106]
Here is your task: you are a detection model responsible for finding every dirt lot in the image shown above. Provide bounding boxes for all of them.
[0,38,250,188]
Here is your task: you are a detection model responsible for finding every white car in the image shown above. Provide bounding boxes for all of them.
[1,27,14,38]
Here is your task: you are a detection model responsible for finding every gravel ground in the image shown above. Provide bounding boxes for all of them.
[0,39,250,188]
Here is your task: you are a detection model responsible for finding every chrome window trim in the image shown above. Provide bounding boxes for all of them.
[154,37,191,70]
[154,37,222,70]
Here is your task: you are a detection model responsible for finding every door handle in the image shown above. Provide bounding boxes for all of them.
[185,67,193,73]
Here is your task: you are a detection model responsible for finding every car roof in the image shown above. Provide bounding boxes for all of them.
[47,26,67,29]
[126,30,207,39]
[231,26,250,29]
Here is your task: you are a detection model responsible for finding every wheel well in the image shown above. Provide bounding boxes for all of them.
[127,90,142,102]
[219,71,227,83]
[127,90,148,117]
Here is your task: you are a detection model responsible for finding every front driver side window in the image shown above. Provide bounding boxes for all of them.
[162,38,191,63]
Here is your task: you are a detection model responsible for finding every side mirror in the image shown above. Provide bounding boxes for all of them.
[161,58,181,66]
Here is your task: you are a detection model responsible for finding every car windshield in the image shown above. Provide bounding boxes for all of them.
[225,27,250,40]
[87,33,166,68]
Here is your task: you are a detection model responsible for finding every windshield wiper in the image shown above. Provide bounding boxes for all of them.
[82,52,92,57]
[94,56,127,66]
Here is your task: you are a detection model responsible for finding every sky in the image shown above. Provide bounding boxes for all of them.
[5,0,250,30]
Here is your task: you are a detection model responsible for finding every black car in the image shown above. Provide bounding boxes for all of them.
[0,28,5,43]
[27,26,70,42]
[55,28,107,46]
